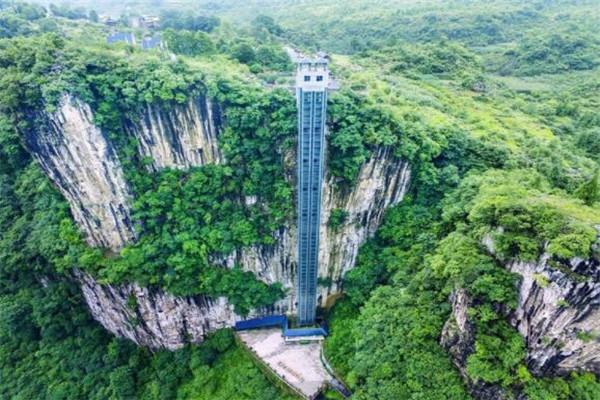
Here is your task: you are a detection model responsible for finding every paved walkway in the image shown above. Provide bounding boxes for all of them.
[237,329,330,399]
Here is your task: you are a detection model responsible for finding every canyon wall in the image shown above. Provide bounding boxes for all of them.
[25,95,223,251]
[214,147,411,311]
[440,289,510,400]
[442,235,600,398]
[35,94,600,371]
[509,253,600,375]
[24,95,135,251]
[125,97,222,170]
[28,94,411,348]
[76,270,237,349]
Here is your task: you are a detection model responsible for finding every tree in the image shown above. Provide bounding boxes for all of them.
[576,128,600,162]
[163,29,215,56]
[109,366,137,399]
[252,15,283,35]
[0,116,28,172]
[231,43,256,64]
[14,2,46,20]
[575,170,599,206]
[49,4,87,20]
[255,45,291,70]
[328,208,348,230]
[160,10,219,32]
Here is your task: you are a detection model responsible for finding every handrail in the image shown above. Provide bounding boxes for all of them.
[234,333,307,400]
[320,347,352,398]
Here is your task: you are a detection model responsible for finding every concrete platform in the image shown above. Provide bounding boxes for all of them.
[237,328,331,399]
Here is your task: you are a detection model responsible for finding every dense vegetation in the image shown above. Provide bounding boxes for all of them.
[326,191,599,399]
[0,4,300,398]
[0,276,292,399]
[322,48,599,395]
[1,0,599,399]
[0,18,299,312]
[304,1,598,399]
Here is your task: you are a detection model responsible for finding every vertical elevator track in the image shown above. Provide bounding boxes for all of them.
[296,58,329,325]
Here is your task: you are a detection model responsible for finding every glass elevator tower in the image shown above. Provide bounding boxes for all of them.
[296,57,329,325]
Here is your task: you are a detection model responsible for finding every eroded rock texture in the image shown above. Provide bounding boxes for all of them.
[24,95,135,250]
[441,289,513,400]
[442,238,600,398]
[29,94,411,347]
[213,146,411,312]
[77,271,237,349]
[509,254,600,375]
[126,96,222,170]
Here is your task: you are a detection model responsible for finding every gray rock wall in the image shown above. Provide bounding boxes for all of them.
[213,146,411,312]
[24,95,135,251]
[25,95,223,252]
[126,96,222,170]
[441,241,600,397]
[29,94,411,347]
[76,270,237,349]
[508,255,600,375]
[441,290,510,399]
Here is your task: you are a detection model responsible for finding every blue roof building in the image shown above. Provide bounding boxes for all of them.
[234,314,327,342]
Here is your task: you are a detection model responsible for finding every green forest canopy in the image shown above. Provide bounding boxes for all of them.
[1,0,599,399]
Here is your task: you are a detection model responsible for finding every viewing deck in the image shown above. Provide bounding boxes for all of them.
[237,328,329,399]
[234,316,349,399]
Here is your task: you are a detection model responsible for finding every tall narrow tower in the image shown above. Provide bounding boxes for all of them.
[296,56,330,325]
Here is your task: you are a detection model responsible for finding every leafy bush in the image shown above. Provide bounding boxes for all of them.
[496,33,600,76]
[163,29,215,56]
[328,208,348,230]
[389,42,482,76]
[160,10,220,32]
[466,320,527,387]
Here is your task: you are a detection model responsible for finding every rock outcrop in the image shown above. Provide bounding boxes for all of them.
[213,146,411,312]
[508,254,600,375]
[442,237,600,397]
[441,289,474,372]
[77,270,237,349]
[25,95,223,252]
[74,142,410,346]
[126,96,222,170]
[441,289,514,400]
[319,147,411,301]
[24,95,135,250]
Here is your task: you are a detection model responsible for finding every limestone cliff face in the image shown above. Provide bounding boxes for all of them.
[78,145,409,348]
[24,95,135,251]
[441,236,600,398]
[125,96,222,170]
[25,95,223,251]
[213,146,411,312]
[318,147,411,302]
[76,271,236,349]
[29,94,411,347]
[508,254,600,375]
[441,290,510,400]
